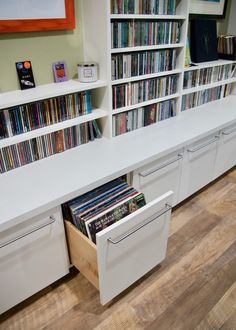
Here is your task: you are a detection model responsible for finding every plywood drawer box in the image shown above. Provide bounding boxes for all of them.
[65,191,173,305]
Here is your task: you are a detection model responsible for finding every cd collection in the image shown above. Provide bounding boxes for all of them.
[0,90,92,140]
[112,99,176,136]
[0,120,102,174]
[110,0,176,15]
[182,84,232,111]
[111,49,177,80]
[111,20,181,48]
[112,74,178,109]
[183,64,234,89]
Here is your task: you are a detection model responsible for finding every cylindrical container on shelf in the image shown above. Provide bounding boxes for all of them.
[77,62,98,83]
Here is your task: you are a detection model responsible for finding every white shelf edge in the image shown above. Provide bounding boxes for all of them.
[0,80,107,110]
[111,43,184,54]
[111,69,182,85]
[110,14,186,20]
[184,59,236,72]
[182,78,236,96]
[112,93,180,114]
[0,109,108,149]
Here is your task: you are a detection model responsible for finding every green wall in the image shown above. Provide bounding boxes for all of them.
[0,0,83,92]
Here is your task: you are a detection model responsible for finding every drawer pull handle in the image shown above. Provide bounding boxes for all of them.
[187,136,219,153]
[139,154,183,178]
[108,203,172,245]
[222,128,236,136]
[0,216,56,249]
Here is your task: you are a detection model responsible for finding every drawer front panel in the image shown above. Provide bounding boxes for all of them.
[0,207,69,314]
[133,150,183,206]
[214,125,236,179]
[96,191,173,305]
[179,134,219,202]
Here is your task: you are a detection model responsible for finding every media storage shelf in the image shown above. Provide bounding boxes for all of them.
[111,69,182,85]
[182,77,236,96]
[112,93,180,114]
[110,43,185,54]
[0,80,107,110]
[0,109,108,149]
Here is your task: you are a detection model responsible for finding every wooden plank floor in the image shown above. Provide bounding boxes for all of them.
[1,168,236,330]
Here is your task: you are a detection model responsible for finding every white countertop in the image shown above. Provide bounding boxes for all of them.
[1,96,236,231]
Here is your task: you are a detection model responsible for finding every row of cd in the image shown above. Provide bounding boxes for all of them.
[112,74,178,109]
[0,91,92,140]
[111,49,177,80]
[181,84,232,111]
[112,99,176,136]
[111,20,181,48]
[0,120,102,174]
[183,64,235,89]
[110,0,177,15]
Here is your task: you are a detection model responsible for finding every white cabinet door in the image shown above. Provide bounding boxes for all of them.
[132,150,183,206]
[0,207,69,314]
[179,134,219,202]
[96,191,173,305]
[214,124,236,179]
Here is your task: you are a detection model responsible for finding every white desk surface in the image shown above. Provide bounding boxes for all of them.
[1,96,236,231]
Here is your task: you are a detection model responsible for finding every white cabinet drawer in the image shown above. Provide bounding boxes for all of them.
[214,124,236,179]
[0,207,69,314]
[179,134,219,202]
[132,150,183,206]
[65,191,173,305]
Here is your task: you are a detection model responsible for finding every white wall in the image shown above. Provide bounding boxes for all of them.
[227,0,236,34]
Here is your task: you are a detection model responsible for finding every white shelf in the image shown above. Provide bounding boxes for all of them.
[110,14,186,20]
[111,43,184,54]
[0,80,107,110]
[182,77,236,95]
[184,60,236,72]
[0,109,108,149]
[112,93,180,114]
[111,69,182,85]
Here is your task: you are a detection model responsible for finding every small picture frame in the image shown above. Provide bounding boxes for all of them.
[52,61,68,83]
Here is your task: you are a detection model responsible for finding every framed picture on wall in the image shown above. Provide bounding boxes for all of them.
[189,0,228,19]
[0,0,75,33]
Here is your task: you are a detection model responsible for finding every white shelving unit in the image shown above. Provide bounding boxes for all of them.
[82,0,190,137]
[0,79,109,172]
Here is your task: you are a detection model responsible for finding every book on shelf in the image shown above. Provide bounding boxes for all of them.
[218,35,236,60]
[62,178,146,244]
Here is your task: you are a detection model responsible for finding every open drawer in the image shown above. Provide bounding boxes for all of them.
[65,191,173,305]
